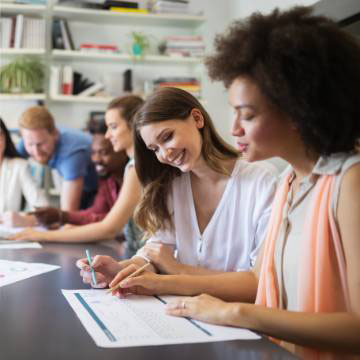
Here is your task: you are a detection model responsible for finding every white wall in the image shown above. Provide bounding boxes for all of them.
[229,0,319,20]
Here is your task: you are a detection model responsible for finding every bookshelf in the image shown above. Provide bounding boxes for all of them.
[0,3,47,15]
[1,0,207,129]
[0,93,46,100]
[49,94,113,104]
[1,48,46,56]
[52,5,205,27]
[51,49,202,64]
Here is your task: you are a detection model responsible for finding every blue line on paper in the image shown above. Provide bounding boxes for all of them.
[155,295,212,337]
[75,293,116,342]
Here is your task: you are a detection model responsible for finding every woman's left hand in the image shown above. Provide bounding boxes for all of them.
[2,211,28,227]
[165,294,232,325]
[8,229,47,242]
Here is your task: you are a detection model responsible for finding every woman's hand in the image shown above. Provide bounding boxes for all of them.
[165,294,233,326]
[139,242,179,274]
[8,228,47,241]
[2,212,32,228]
[76,255,124,289]
[109,266,170,297]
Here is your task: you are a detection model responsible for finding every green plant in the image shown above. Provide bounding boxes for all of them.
[0,56,45,93]
[129,31,150,58]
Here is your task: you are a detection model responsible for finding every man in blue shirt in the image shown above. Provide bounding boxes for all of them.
[17,106,97,211]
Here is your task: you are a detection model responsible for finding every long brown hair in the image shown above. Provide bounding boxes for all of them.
[106,95,144,129]
[134,87,238,237]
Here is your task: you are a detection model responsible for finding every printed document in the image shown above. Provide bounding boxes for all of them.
[0,259,60,287]
[62,289,260,348]
[0,224,42,249]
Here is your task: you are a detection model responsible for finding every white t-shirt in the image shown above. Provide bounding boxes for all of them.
[0,158,48,212]
[141,160,277,272]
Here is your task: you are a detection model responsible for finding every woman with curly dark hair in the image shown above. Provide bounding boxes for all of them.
[164,6,360,358]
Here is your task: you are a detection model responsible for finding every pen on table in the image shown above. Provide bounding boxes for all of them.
[106,262,151,294]
[85,249,97,286]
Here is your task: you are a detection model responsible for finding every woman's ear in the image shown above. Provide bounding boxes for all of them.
[191,108,204,129]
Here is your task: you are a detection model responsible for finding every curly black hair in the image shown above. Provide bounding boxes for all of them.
[205,6,360,155]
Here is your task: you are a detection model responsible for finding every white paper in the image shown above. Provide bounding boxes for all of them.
[0,224,43,249]
[0,241,42,249]
[0,259,60,287]
[62,290,260,348]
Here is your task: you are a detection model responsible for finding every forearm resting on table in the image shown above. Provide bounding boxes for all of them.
[230,304,360,353]
[41,221,118,243]
[162,271,258,302]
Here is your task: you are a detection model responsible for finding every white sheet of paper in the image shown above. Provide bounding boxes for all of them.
[0,224,44,249]
[0,241,42,249]
[0,259,60,287]
[62,289,260,348]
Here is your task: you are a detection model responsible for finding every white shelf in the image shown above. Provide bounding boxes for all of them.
[51,50,202,64]
[0,48,46,56]
[50,95,113,104]
[53,6,205,27]
[0,3,46,15]
[0,93,46,100]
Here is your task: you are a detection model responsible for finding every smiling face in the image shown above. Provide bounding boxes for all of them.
[91,134,125,178]
[228,77,294,162]
[104,108,133,153]
[139,109,204,173]
[21,128,58,164]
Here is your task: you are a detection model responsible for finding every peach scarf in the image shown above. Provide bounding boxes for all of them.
[255,174,351,359]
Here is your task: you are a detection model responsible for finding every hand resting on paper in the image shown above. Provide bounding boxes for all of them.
[165,294,233,326]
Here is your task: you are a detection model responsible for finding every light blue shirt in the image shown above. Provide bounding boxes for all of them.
[18,127,97,192]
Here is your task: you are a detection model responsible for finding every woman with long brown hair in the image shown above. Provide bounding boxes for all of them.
[78,87,277,300]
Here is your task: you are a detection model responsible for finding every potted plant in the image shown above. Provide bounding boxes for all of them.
[129,31,150,58]
[0,56,45,94]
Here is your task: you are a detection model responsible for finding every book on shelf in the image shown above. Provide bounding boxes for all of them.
[103,1,139,9]
[59,19,75,50]
[52,19,64,50]
[153,76,201,98]
[14,14,24,49]
[79,43,119,54]
[0,17,12,49]
[62,65,73,95]
[109,7,148,13]
[78,82,105,96]
[50,66,62,96]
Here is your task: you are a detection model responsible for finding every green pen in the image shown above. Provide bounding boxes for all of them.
[85,249,97,286]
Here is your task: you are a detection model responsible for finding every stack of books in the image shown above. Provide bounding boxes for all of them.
[50,65,105,97]
[104,1,148,14]
[79,43,119,54]
[149,0,190,15]
[153,77,201,99]
[0,15,45,49]
[164,35,204,58]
